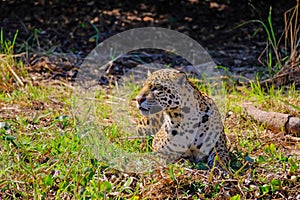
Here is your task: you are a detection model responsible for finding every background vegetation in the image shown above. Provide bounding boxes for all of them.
[0,0,299,199]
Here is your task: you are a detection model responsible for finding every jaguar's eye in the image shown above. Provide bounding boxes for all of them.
[151,86,158,91]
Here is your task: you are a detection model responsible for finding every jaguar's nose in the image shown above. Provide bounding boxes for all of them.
[136,95,146,105]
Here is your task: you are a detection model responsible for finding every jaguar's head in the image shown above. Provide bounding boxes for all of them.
[136,69,187,116]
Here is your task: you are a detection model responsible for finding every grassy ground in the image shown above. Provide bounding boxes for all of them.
[1,31,300,199]
[1,54,300,200]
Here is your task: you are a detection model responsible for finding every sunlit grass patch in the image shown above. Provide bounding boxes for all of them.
[1,73,299,199]
[0,30,28,93]
[0,27,300,199]
[224,79,300,197]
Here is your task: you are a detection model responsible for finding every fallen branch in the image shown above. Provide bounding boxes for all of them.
[285,135,300,142]
[243,104,300,137]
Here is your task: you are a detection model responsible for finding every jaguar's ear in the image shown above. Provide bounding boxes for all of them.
[147,70,152,77]
[176,71,187,84]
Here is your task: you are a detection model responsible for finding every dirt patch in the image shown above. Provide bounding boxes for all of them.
[1,0,297,76]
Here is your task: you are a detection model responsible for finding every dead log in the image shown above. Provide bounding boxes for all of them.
[242,104,300,137]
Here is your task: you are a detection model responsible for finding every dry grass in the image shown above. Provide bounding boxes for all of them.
[1,66,299,199]
[0,16,300,198]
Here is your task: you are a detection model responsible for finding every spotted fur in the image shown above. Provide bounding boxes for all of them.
[135,69,229,168]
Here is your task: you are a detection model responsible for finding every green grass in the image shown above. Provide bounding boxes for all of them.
[1,64,299,199]
[237,2,299,78]
[1,23,300,199]
[236,6,281,74]
[0,30,28,93]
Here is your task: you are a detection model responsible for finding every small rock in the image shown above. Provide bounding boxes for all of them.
[291,175,297,182]
[234,59,242,65]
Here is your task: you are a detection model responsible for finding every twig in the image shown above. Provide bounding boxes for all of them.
[285,135,300,142]
[118,136,149,140]
[6,64,24,87]
[213,146,235,177]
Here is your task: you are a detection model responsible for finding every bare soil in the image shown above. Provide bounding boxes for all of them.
[1,0,297,78]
